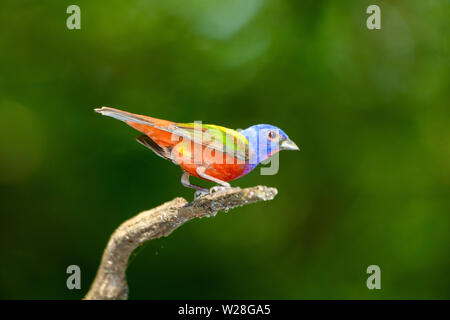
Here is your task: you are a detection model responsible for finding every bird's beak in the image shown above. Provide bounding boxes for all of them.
[281,139,300,151]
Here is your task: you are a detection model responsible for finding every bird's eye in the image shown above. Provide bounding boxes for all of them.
[267,130,278,140]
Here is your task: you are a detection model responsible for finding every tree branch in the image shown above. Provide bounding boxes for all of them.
[84,185,278,300]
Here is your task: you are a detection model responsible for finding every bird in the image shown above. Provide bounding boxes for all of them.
[95,107,299,193]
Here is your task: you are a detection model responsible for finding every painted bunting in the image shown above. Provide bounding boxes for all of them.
[95,107,299,192]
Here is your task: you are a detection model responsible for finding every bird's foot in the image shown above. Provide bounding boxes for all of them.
[209,186,231,194]
[194,190,209,199]
[193,186,232,199]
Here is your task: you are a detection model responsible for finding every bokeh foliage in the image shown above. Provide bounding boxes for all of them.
[0,0,448,299]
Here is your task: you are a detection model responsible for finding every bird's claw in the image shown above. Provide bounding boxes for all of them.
[209,186,230,194]
[193,186,231,199]
[194,190,209,199]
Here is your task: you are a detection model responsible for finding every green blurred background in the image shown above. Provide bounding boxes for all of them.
[0,0,448,299]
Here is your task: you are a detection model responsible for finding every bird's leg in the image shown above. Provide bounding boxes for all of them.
[196,167,231,190]
[181,171,209,193]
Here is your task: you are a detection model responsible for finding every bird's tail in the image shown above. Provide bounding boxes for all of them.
[94,107,176,145]
[94,107,155,126]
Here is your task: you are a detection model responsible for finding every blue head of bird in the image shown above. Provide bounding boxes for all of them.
[240,124,299,167]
